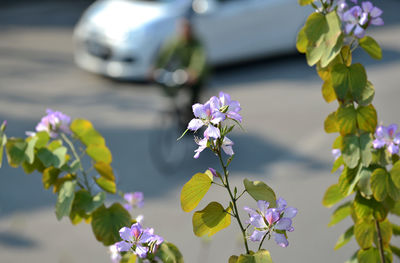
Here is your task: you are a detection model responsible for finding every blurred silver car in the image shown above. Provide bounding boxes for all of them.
[73,0,309,80]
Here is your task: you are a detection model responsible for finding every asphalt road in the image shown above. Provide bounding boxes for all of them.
[0,1,399,263]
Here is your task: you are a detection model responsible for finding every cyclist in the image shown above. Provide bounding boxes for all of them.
[152,14,209,128]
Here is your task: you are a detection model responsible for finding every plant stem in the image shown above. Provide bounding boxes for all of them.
[61,133,92,194]
[217,151,250,254]
[375,220,386,263]
[258,231,270,251]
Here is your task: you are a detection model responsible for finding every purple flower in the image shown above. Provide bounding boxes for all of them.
[187,99,224,139]
[340,1,384,38]
[34,109,71,138]
[221,136,234,156]
[194,137,208,159]
[373,124,400,154]
[123,192,144,211]
[210,92,242,123]
[208,167,219,178]
[115,223,163,258]
[108,245,121,263]
[332,149,341,160]
[244,198,297,248]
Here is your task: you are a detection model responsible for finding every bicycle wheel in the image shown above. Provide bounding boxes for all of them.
[149,109,190,174]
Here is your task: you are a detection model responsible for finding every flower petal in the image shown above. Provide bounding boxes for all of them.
[119,227,132,241]
[192,103,206,118]
[284,207,298,219]
[275,218,292,231]
[115,241,132,252]
[204,125,220,139]
[250,229,267,242]
[135,245,149,258]
[273,233,289,248]
[188,118,204,131]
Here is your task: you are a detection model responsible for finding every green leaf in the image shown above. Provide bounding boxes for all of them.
[370,168,388,202]
[392,223,400,236]
[332,155,344,173]
[229,255,239,263]
[341,135,360,169]
[390,245,400,260]
[243,179,276,207]
[94,162,116,194]
[322,184,345,207]
[181,172,213,212]
[357,247,380,263]
[336,105,357,136]
[324,111,338,133]
[358,167,373,199]
[34,131,50,149]
[375,219,392,246]
[298,0,314,6]
[70,119,105,146]
[55,180,76,220]
[349,64,367,103]
[359,36,382,60]
[329,201,351,227]
[37,147,67,168]
[339,166,360,196]
[334,225,354,250]
[25,136,38,164]
[42,167,61,189]
[358,81,375,106]
[6,138,27,167]
[360,133,373,167]
[72,190,105,214]
[192,202,231,237]
[387,173,400,201]
[156,242,184,263]
[236,250,273,263]
[354,220,374,249]
[91,203,131,246]
[390,161,400,189]
[357,105,377,133]
[331,64,349,100]
[345,252,358,263]
[354,194,373,220]
[86,144,112,164]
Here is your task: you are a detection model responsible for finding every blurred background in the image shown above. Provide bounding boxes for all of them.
[0,0,399,262]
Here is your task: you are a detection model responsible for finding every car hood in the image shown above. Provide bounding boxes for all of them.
[84,0,186,39]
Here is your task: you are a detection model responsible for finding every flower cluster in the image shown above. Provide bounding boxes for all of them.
[373,124,400,154]
[338,0,384,38]
[123,192,144,212]
[244,198,297,248]
[115,223,163,259]
[187,92,241,159]
[28,109,71,138]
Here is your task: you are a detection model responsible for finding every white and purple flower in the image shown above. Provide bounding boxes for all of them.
[123,192,144,212]
[373,124,400,154]
[244,198,297,248]
[29,109,71,138]
[339,1,383,38]
[115,223,163,259]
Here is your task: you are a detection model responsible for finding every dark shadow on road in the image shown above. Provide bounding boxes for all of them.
[0,116,329,219]
[0,231,39,248]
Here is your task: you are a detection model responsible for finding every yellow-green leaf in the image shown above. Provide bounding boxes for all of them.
[95,176,116,194]
[192,202,231,237]
[243,179,276,207]
[354,220,374,249]
[55,180,76,220]
[42,167,61,189]
[323,184,345,207]
[329,201,351,227]
[298,0,314,6]
[86,144,112,164]
[357,105,377,133]
[156,242,184,263]
[236,250,273,263]
[296,26,308,53]
[341,135,360,169]
[370,168,388,202]
[334,226,354,250]
[336,105,357,136]
[70,119,105,146]
[359,36,382,60]
[390,161,400,189]
[324,111,338,133]
[181,172,213,212]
